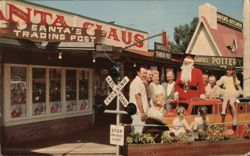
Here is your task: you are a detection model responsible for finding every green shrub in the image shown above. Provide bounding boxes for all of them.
[126,133,155,144]
[126,124,237,144]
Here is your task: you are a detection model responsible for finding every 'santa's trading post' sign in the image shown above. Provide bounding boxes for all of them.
[0,1,148,51]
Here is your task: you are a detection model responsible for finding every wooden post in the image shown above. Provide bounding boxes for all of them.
[0,46,3,156]
[243,0,250,97]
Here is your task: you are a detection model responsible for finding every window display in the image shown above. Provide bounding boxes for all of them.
[49,69,62,113]
[66,70,77,112]
[6,64,92,123]
[79,70,89,110]
[10,66,27,118]
[32,68,46,116]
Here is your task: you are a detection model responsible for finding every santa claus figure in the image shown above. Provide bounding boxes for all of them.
[174,56,206,100]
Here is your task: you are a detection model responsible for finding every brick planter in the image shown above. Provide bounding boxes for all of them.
[124,139,250,156]
[3,115,92,146]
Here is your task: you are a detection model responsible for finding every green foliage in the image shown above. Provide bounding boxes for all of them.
[171,17,199,54]
[242,124,250,138]
[127,124,237,144]
[246,124,250,134]
[161,132,194,144]
[176,132,194,144]
[127,131,194,144]
[197,129,207,141]
[126,133,155,144]
[205,124,235,142]
[161,131,176,143]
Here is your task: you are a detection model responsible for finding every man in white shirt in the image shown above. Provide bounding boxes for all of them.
[129,66,149,133]
[203,72,209,87]
[162,70,176,111]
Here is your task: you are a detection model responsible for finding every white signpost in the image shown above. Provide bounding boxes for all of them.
[103,75,130,156]
[104,76,129,107]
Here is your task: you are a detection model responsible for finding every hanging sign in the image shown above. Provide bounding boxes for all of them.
[154,42,171,59]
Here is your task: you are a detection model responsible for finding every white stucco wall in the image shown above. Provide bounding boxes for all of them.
[243,0,250,97]
[190,27,218,56]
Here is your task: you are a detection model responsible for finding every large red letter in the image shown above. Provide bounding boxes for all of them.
[134,34,144,48]
[34,10,52,25]
[83,22,94,29]
[121,30,132,44]
[52,15,68,27]
[96,24,103,30]
[0,10,6,21]
[8,4,31,23]
[107,28,120,41]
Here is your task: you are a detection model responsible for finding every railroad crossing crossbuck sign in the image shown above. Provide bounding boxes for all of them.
[104,76,129,107]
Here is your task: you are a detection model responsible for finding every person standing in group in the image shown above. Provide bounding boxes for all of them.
[205,75,221,99]
[144,69,153,104]
[216,66,241,126]
[203,72,209,87]
[162,70,176,111]
[148,70,165,107]
[145,69,153,85]
[174,55,206,100]
[129,66,149,134]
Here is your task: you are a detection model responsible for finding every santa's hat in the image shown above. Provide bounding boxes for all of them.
[184,55,194,63]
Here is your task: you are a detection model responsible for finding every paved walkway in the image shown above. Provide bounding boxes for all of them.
[1,113,123,156]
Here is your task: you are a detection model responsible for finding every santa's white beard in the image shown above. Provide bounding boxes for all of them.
[180,63,194,82]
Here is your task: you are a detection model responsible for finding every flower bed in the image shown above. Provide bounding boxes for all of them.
[123,124,250,156]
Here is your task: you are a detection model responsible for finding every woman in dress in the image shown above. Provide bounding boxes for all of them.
[216,66,241,126]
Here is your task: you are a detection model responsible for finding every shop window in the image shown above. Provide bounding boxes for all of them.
[5,64,92,124]
[66,70,77,112]
[10,66,27,118]
[49,69,62,113]
[32,68,46,116]
[78,70,89,110]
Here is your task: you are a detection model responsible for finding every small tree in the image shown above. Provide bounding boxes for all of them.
[171,17,199,54]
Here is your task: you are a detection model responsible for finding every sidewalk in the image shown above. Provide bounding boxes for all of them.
[1,113,120,156]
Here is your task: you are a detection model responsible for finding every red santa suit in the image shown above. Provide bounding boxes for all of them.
[174,56,205,100]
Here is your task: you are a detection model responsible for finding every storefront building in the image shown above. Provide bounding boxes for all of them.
[0,0,161,145]
[186,3,243,78]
